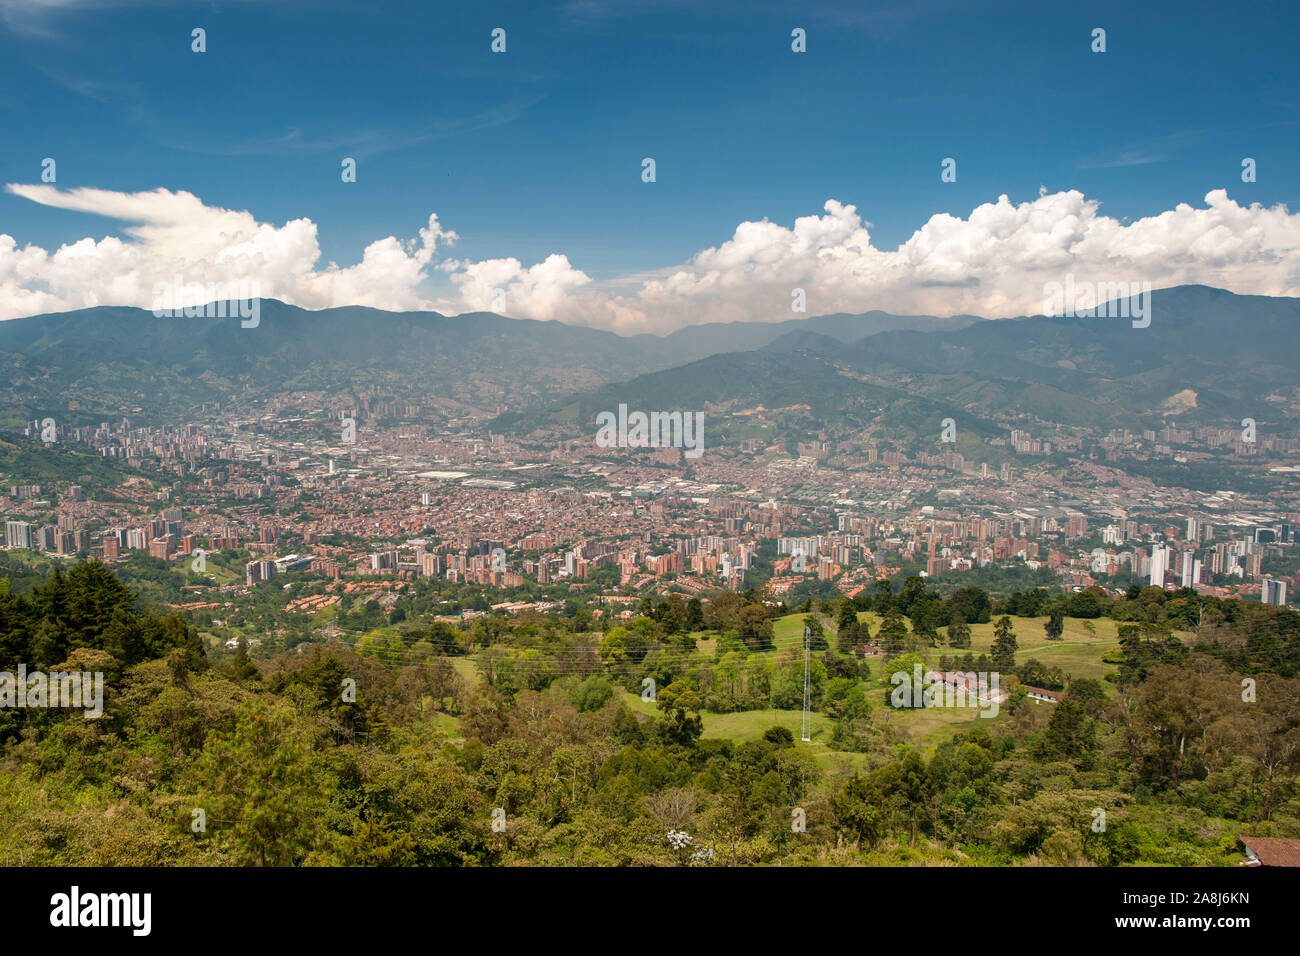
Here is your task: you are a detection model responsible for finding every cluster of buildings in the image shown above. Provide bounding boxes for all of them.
[3,402,1298,610]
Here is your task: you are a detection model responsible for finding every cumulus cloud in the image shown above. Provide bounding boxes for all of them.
[438,252,592,320]
[3,182,1298,333]
[1,184,456,318]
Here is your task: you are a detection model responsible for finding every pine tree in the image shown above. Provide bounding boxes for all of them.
[877,611,910,657]
[991,615,1018,669]
[948,614,972,649]
[233,637,260,681]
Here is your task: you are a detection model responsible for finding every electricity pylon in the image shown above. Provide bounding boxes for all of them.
[801,624,811,742]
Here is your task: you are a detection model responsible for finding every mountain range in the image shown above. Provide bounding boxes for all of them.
[0,298,979,428]
[492,285,1300,445]
[1,286,1295,450]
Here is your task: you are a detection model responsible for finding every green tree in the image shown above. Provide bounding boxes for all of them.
[737,605,774,651]
[1038,698,1096,767]
[803,615,827,652]
[829,774,885,848]
[656,680,704,746]
[233,636,260,681]
[947,615,972,649]
[877,611,910,657]
[835,599,858,633]
[991,616,1018,669]
[191,699,329,865]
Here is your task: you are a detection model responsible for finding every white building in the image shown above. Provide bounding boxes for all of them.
[4,520,33,550]
[1262,577,1288,607]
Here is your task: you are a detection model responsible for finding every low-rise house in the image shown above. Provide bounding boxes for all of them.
[1023,685,1065,704]
[1240,836,1300,867]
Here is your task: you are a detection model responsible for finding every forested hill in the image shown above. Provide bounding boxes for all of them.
[1,562,1298,866]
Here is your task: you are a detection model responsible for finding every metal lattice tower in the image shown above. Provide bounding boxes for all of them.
[801,624,811,741]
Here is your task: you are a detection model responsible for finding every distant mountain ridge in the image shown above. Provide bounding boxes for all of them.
[491,285,1300,442]
[658,310,984,354]
[0,298,987,427]
[2,286,1293,444]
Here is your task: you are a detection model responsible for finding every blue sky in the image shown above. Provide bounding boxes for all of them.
[0,0,1297,328]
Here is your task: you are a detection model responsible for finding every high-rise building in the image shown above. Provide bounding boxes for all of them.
[4,520,33,550]
[161,508,183,535]
[1149,546,1169,588]
[246,559,277,586]
[1246,553,1263,579]
[777,537,819,558]
[1262,577,1288,607]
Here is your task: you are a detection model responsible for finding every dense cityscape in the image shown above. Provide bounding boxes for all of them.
[5,398,1296,645]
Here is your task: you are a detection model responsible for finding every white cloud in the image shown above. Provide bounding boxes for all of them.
[2,184,456,317]
[3,182,1299,332]
[438,253,591,319]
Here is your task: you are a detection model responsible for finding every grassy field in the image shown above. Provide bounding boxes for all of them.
[445,610,1134,758]
[879,699,1007,749]
[450,656,479,684]
[422,711,462,738]
[619,688,994,760]
[619,690,870,768]
[948,615,1122,682]
[693,611,1122,682]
